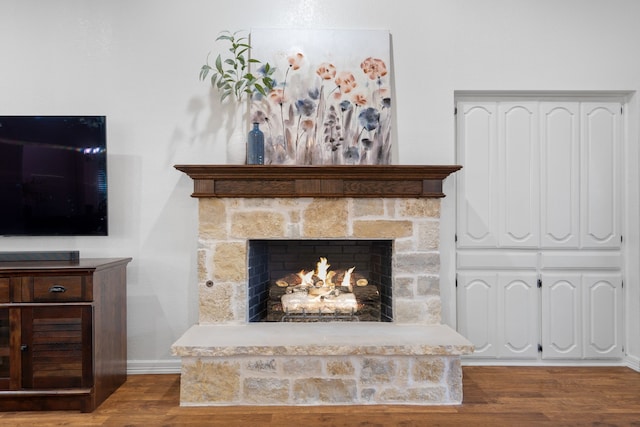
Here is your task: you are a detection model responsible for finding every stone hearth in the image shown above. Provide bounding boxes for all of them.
[171,165,473,406]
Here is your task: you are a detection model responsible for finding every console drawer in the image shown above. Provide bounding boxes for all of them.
[21,276,92,302]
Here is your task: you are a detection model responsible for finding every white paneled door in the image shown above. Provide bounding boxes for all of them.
[540,102,580,248]
[580,103,621,249]
[456,103,498,248]
[456,97,623,361]
[498,102,540,248]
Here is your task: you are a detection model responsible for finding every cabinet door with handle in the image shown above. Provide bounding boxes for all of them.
[20,306,92,389]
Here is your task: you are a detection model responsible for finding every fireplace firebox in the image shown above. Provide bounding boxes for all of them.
[248,239,393,322]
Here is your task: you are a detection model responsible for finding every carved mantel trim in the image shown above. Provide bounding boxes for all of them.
[175,165,462,198]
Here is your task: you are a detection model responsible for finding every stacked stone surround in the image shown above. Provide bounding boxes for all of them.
[197,197,443,324]
[172,196,474,406]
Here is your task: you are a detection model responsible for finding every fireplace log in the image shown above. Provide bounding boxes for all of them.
[266,280,381,322]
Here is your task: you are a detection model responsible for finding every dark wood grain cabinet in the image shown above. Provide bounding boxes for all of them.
[0,258,131,412]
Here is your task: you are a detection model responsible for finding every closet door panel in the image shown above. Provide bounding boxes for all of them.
[498,272,538,359]
[540,102,580,248]
[457,102,498,248]
[457,272,497,358]
[541,273,582,359]
[583,273,623,358]
[498,103,539,248]
[580,102,621,248]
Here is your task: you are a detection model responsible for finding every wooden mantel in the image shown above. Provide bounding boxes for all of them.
[174,165,462,198]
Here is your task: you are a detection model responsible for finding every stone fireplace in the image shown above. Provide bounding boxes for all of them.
[171,165,474,406]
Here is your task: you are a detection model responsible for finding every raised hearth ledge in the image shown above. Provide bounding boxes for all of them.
[174,165,462,198]
[172,323,474,406]
[172,323,474,357]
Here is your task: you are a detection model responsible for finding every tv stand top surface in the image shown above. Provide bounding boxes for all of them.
[0,257,132,273]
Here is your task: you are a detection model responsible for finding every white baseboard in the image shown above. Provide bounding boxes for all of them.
[625,355,640,372]
[461,358,627,367]
[127,359,182,375]
[126,357,640,374]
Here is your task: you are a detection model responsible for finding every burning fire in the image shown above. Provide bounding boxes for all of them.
[295,257,360,293]
[272,257,377,320]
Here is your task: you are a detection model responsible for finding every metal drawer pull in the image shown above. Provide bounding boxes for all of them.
[49,285,67,293]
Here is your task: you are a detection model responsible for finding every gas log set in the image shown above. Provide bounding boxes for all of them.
[266,257,382,322]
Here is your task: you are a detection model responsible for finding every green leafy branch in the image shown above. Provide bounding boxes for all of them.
[199,30,276,103]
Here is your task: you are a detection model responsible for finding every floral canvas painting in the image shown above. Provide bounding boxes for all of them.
[249,29,392,165]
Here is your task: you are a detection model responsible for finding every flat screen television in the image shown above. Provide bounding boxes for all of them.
[0,116,108,236]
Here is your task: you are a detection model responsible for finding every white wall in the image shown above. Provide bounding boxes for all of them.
[1,0,639,371]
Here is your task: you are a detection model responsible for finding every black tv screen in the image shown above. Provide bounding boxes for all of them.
[0,116,108,236]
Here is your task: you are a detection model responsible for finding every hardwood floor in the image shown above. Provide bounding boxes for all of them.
[0,366,639,426]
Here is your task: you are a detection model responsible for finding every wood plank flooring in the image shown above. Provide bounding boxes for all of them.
[0,366,639,426]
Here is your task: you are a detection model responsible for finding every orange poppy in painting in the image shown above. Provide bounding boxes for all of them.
[352,93,368,106]
[287,53,304,70]
[316,62,337,80]
[360,57,388,80]
[335,71,357,94]
[268,88,286,105]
